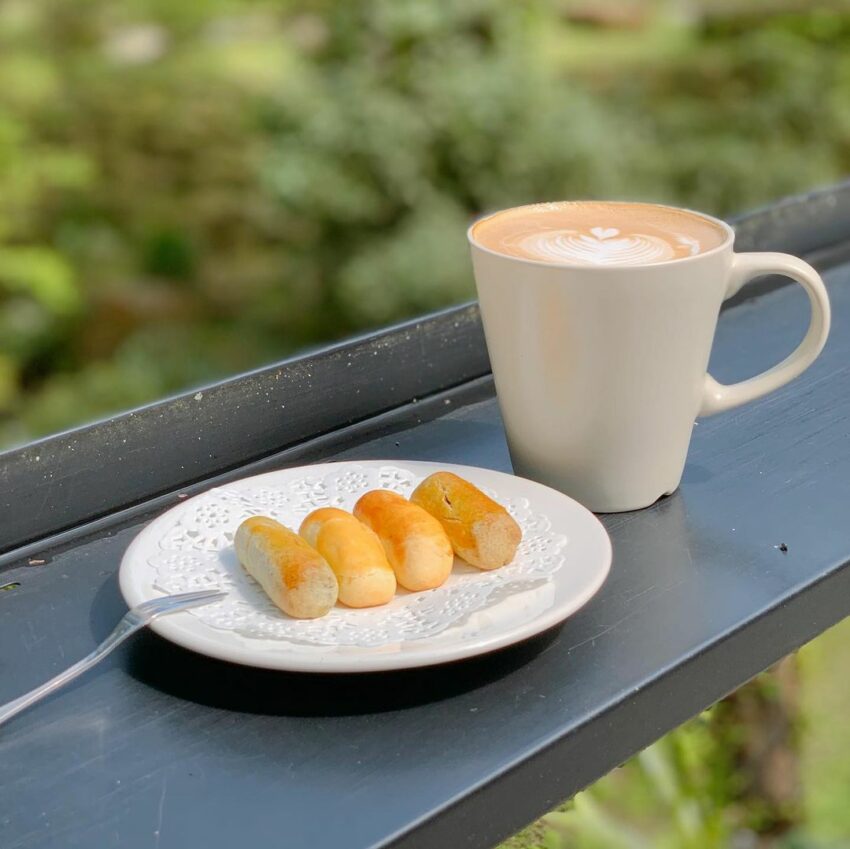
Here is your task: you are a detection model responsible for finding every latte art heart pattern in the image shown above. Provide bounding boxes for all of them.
[520,227,701,266]
[590,227,619,240]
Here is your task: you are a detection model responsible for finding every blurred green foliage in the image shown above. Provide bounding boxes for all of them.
[1,0,850,446]
[501,618,850,849]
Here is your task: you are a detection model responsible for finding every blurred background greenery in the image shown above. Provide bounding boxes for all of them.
[501,617,850,849]
[1,1,848,846]
[2,0,850,445]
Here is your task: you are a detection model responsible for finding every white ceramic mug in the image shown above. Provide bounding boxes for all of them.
[468,201,831,512]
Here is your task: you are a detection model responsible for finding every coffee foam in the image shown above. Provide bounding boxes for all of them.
[472,201,728,266]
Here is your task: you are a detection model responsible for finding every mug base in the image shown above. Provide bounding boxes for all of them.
[592,488,677,514]
[507,454,683,513]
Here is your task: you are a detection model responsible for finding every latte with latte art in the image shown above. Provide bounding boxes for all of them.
[472,201,728,266]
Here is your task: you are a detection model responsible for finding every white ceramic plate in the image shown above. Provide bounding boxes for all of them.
[119,460,612,672]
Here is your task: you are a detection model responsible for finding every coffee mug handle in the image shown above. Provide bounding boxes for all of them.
[699,252,831,416]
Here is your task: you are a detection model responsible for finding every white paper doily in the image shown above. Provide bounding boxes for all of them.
[120,461,611,672]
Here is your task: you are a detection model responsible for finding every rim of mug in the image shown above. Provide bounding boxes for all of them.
[467,200,736,270]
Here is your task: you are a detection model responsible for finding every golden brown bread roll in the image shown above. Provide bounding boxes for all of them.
[234,516,338,619]
[353,490,453,591]
[299,507,396,608]
[410,471,521,570]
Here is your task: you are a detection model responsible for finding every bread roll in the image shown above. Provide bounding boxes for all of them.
[410,471,521,570]
[353,491,453,591]
[235,516,338,619]
[299,507,396,608]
